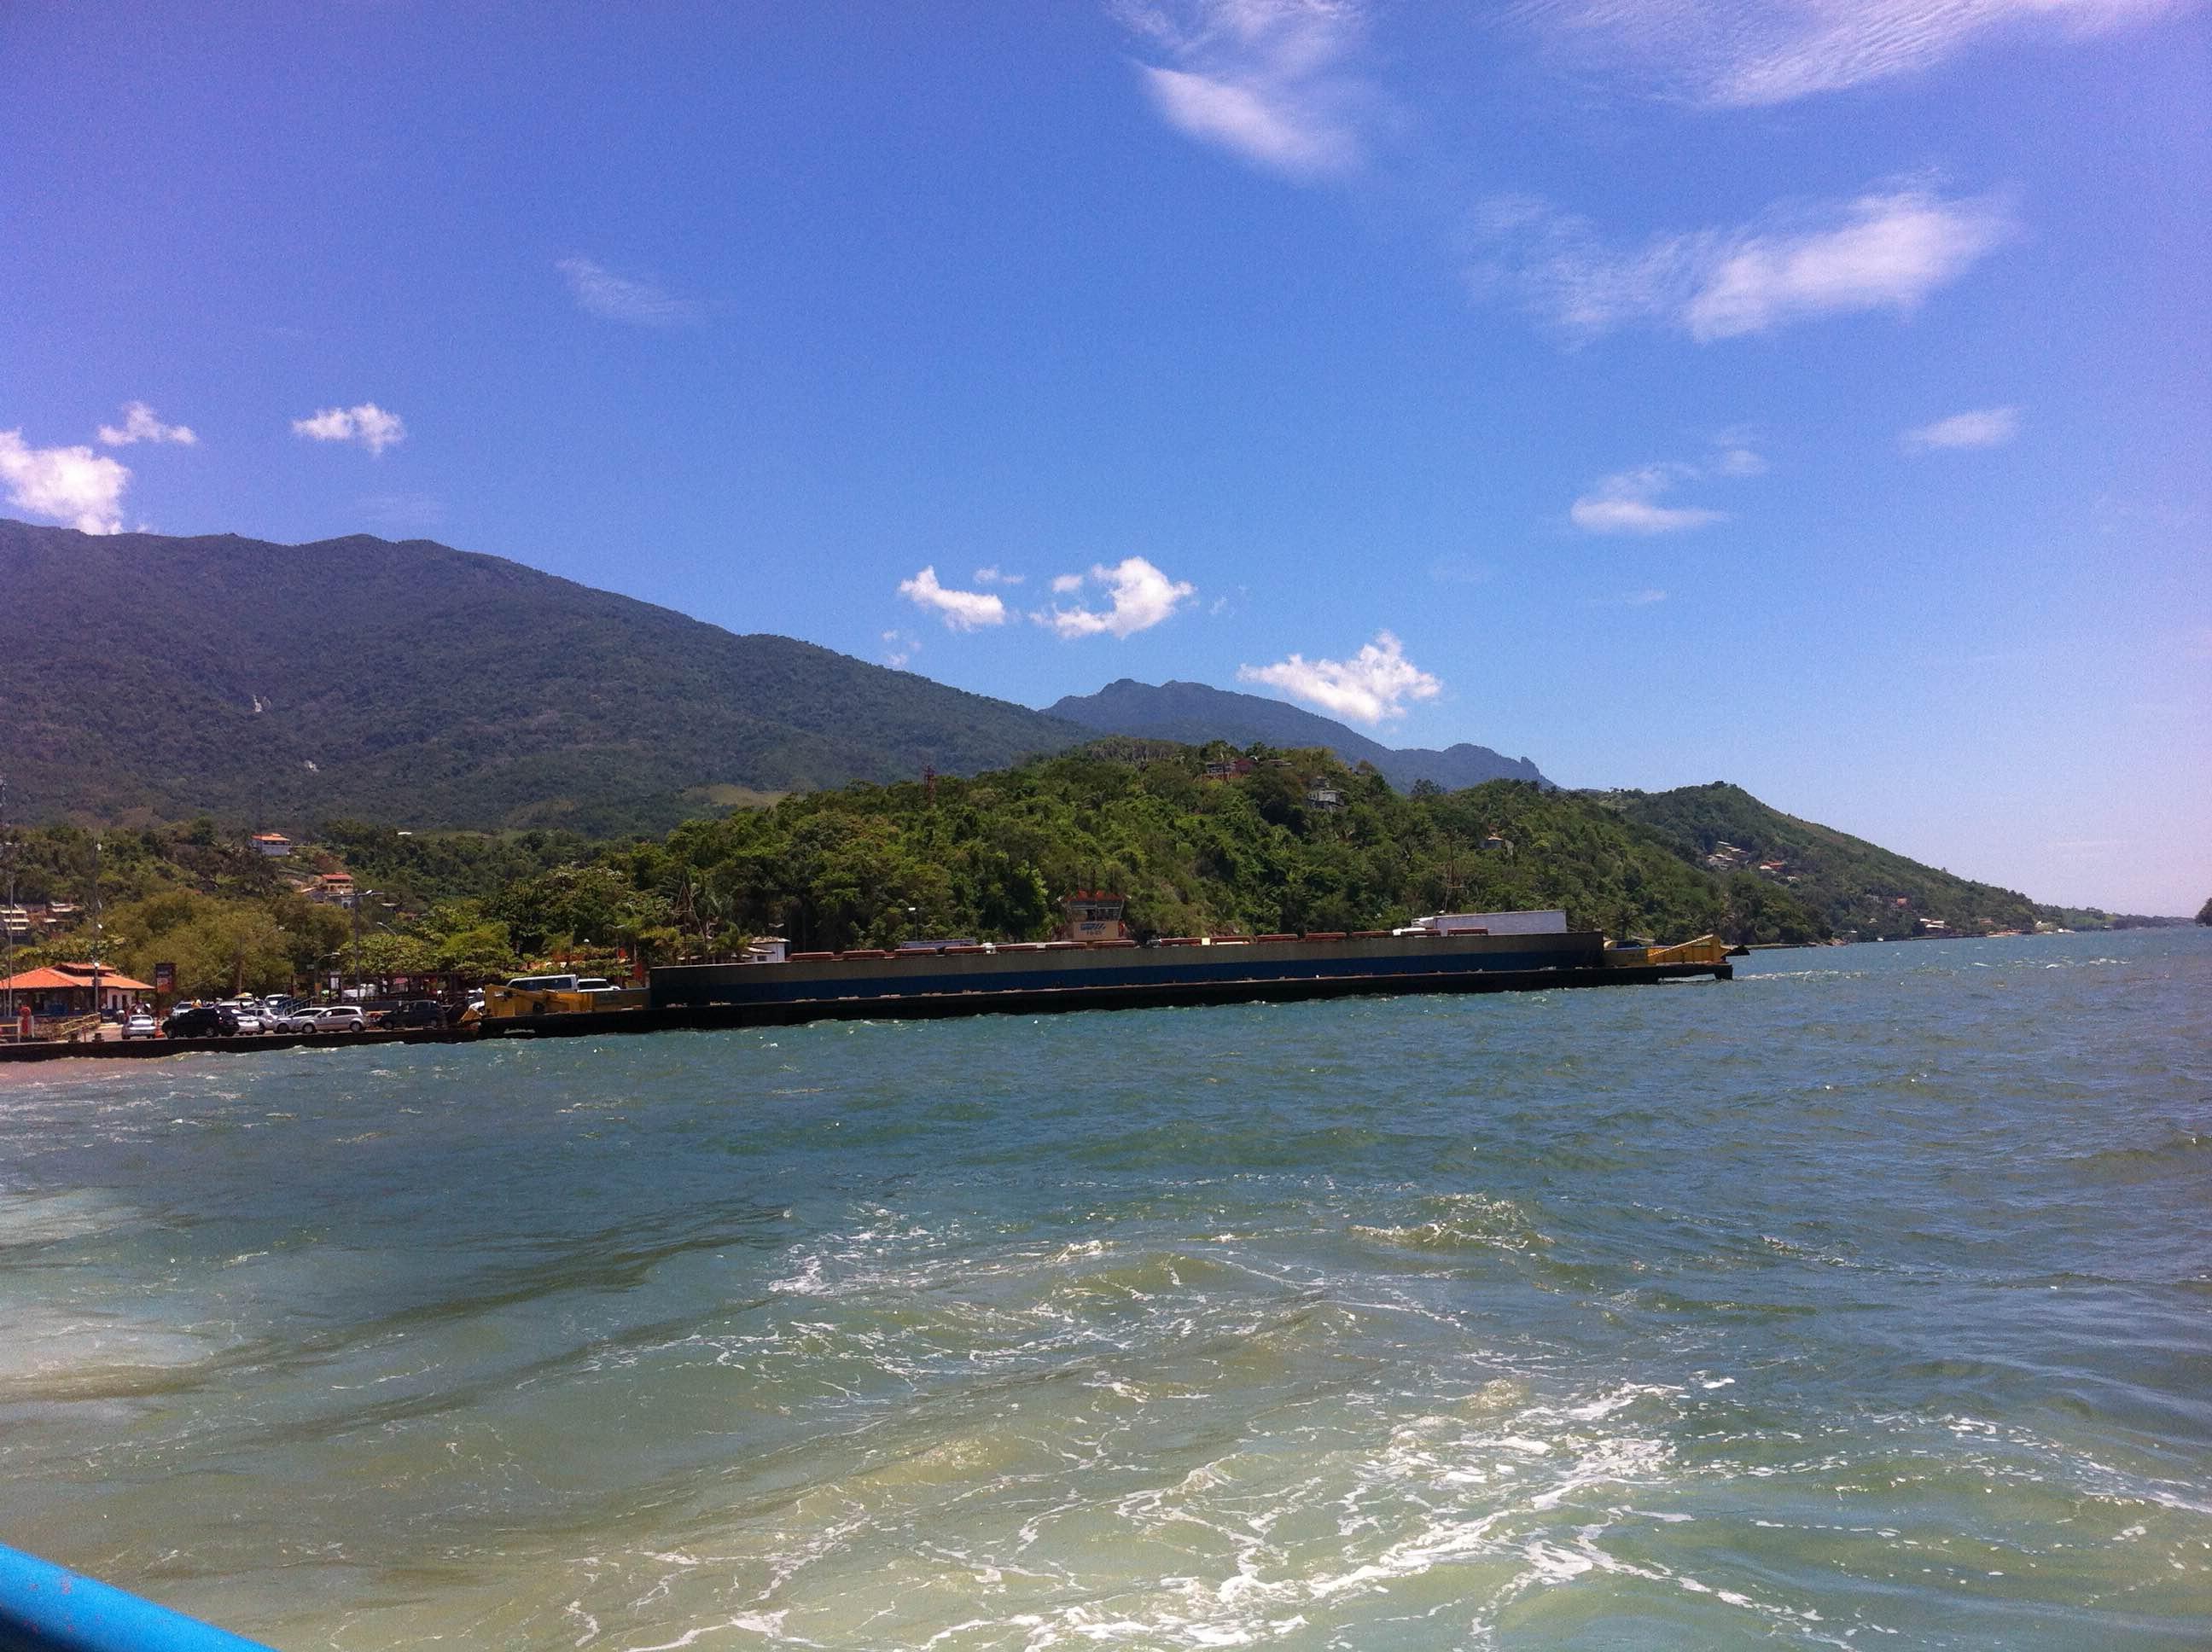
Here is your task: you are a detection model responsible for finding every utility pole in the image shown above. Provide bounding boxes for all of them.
[2,773,15,1028]
[90,837,102,1027]
[351,885,363,1001]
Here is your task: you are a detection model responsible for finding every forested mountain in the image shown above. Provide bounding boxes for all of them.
[10,745,2099,997]
[0,519,1085,834]
[1609,782,2039,940]
[1049,679,1551,791]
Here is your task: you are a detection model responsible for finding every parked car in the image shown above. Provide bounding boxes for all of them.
[163,1003,239,1038]
[382,999,449,1029]
[271,1004,367,1033]
[122,1012,160,1039]
[231,1008,266,1035]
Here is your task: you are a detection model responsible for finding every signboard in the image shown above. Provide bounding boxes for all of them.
[153,962,176,993]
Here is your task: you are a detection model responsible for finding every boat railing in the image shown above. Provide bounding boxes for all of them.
[0,1540,278,1651]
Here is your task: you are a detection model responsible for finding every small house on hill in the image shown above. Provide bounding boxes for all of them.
[310,872,358,907]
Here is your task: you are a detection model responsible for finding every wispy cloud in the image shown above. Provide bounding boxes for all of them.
[1115,0,1371,177]
[1571,464,1726,534]
[1049,572,1086,595]
[1038,556,1196,638]
[1903,405,2021,451]
[1478,185,2012,342]
[557,257,701,326]
[1571,434,1760,535]
[1515,0,2182,108]
[1237,630,1441,724]
[293,402,406,455]
[899,567,1008,631]
[972,565,1025,586]
[96,401,196,446]
[1621,587,1669,605]
[882,629,923,669]
[0,429,131,533]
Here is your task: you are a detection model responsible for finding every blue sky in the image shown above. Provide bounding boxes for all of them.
[3,1,2206,912]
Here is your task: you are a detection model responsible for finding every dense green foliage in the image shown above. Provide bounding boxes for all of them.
[13,747,2098,998]
[611,746,1810,951]
[1,517,1086,835]
[1609,782,2035,940]
[314,820,607,907]
[0,824,357,997]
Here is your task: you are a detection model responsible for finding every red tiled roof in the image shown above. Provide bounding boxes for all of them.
[0,963,156,992]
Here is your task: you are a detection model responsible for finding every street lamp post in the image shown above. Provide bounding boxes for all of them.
[90,837,102,1027]
[1,773,14,1030]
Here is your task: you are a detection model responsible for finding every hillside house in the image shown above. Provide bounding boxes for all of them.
[252,833,294,858]
[310,872,358,907]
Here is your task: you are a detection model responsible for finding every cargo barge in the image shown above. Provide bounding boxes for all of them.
[0,905,1729,1062]
[482,902,1732,1038]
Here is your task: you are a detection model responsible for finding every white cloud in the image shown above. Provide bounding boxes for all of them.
[1903,405,2021,450]
[881,629,922,669]
[1117,0,1370,177]
[96,401,196,446]
[0,431,131,534]
[972,565,1024,586]
[1050,572,1086,594]
[1516,0,2182,108]
[1571,462,1727,535]
[1237,630,1441,724]
[1479,187,2012,342]
[292,402,407,455]
[898,566,1008,631]
[1621,587,1669,605]
[1039,556,1196,638]
[557,257,700,326]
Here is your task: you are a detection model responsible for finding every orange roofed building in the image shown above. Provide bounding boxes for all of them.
[0,963,156,1017]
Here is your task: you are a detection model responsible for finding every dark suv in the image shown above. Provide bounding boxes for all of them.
[162,1003,240,1038]
[383,999,450,1030]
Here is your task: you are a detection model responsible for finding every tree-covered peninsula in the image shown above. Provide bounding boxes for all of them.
[9,740,2085,998]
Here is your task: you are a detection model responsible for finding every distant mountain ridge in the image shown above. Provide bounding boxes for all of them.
[1047,678,1551,793]
[0,519,1087,834]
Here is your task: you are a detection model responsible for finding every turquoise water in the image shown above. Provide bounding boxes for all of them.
[2,929,2207,1649]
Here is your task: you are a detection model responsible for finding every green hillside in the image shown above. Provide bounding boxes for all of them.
[17,746,2099,999]
[0,519,1086,835]
[627,746,1821,952]
[1608,782,2036,940]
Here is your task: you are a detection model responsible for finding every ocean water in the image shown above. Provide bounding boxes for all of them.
[2,928,2207,1650]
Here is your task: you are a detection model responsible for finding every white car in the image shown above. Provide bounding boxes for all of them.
[122,1013,160,1039]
